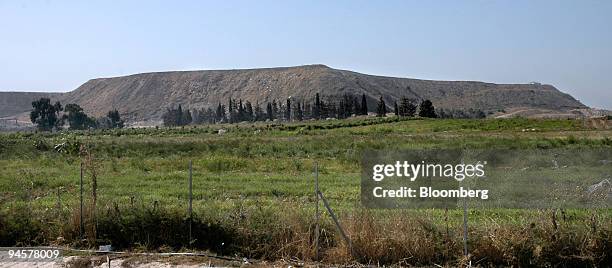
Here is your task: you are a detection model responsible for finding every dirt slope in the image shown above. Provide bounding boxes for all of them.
[1,65,586,122]
[0,92,63,118]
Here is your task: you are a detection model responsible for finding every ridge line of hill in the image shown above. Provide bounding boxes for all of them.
[0,64,590,124]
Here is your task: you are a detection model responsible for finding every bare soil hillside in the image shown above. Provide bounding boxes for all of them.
[1,65,586,123]
[0,92,62,118]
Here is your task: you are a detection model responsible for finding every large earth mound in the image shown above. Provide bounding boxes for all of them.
[1,65,586,123]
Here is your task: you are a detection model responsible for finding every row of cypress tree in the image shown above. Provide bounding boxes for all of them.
[163,93,440,126]
[376,96,437,118]
[163,93,370,126]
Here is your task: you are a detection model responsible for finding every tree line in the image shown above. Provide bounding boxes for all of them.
[29,93,487,131]
[163,93,446,126]
[163,93,371,126]
[30,98,124,131]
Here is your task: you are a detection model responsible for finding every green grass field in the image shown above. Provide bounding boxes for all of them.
[1,117,611,266]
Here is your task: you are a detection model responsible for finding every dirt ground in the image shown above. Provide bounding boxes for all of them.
[0,255,315,268]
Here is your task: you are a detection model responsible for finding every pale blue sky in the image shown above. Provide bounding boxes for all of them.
[1,0,611,108]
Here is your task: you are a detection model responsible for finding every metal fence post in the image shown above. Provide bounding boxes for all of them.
[188,160,193,246]
[80,162,84,238]
[314,162,320,261]
[56,187,61,217]
[27,182,33,217]
[318,191,354,258]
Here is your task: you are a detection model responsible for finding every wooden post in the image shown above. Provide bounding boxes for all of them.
[188,160,193,246]
[80,162,84,238]
[27,182,33,217]
[314,162,320,261]
[56,187,61,217]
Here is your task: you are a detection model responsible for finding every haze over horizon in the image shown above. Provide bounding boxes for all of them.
[1,0,611,109]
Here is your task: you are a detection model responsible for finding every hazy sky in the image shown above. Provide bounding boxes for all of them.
[1,0,611,109]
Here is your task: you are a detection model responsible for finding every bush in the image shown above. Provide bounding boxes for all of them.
[33,139,50,151]
[95,206,234,252]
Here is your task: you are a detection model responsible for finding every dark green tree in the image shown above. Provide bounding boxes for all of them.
[182,108,192,125]
[30,98,63,131]
[266,102,274,121]
[162,108,178,126]
[394,101,399,116]
[177,104,184,125]
[296,101,303,121]
[215,103,226,123]
[64,103,96,130]
[106,109,124,128]
[303,101,311,119]
[339,94,353,119]
[228,98,237,123]
[162,104,192,126]
[352,96,361,115]
[418,99,437,118]
[245,101,254,121]
[238,99,245,121]
[285,98,291,121]
[360,94,368,115]
[376,96,387,117]
[254,103,265,121]
[398,97,416,117]
[272,100,279,119]
[319,99,328,119]
[475,109,486,119]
